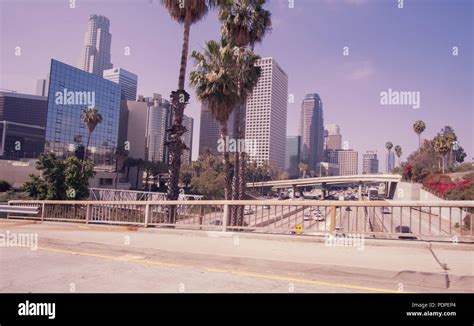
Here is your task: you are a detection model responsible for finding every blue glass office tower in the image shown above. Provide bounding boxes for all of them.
[45,59,121,169]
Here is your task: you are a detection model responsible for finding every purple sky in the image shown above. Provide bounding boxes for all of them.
[1,0,472,168]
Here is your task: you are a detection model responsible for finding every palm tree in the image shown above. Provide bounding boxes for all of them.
[218,0,271,205]
[134,158,145,190]
[433,135,451,174]
[160,0,221,203]
[298,162,309,178]
[385,142,393,172]
[190,39,240,200]
[81,108,103,169]
[394,145,402,167]
[114,147,128,189]
[413,120,426,150]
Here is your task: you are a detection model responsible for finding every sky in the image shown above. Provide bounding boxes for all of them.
[0,0,472,169]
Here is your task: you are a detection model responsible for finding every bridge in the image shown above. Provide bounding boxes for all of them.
[246,174,402,199]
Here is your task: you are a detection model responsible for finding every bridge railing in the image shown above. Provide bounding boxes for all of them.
[5,200,474,241]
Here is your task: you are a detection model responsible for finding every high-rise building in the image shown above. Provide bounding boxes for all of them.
[78,14,113,76]
[336,149,358,176]
[299,94,324,171]
[363,151,379,174]
[198,101,235,156]
[182,115,194,164]
[147,95,173,164]
[103,68,138,101]
[245,57,288,169]
[386,151,395,173]
[285,136,301,178]
[324,124,342,151]
[45,59,121,169]
[0,91,48,159]
[35,75,50,97]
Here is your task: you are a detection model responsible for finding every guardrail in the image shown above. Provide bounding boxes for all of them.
[5,200,474,241]
[89,188,203,201]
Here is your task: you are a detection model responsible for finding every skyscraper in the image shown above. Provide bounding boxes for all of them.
[336,149,358,176]
[363,151,379,174]
[198,101,235,156]
[147,95,172,164]
[78,14,113,76]
[182,115,194,164]
[45,59,121,169]
[103,68,138,101]
[299,94,324,171]
[35,75,50,97]
[245,57,288,169]
[386,151,395,173]
[324,124,342,151]
[285,136,301,178]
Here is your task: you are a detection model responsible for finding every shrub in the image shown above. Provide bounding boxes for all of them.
[0,180,12,192]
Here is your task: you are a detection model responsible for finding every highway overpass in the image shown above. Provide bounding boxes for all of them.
[246,174,402,199]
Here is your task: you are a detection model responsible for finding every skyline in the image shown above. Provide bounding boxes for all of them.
[0,0,472,168]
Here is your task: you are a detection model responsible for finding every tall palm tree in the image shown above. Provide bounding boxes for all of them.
[81,108,103,169]
[218,0,271,211]
[160,0,221,203]
[433,135,451,174]
[385,142,393,172]
[190,39,240,200]
[394,145,402,167]
[413,120,426,150]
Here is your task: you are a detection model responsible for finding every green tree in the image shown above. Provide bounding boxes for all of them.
[114,146,129,189]
[433,134,451,174]
[190,39,241,200]
[81,108,103,166]
[218,0,271,206]
[160,0,222,204]
[64,156,95,199]
[413,120,426,150]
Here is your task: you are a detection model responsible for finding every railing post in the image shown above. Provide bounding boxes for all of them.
[222,204,229,232]
[199,205,204,230]
[41,203,45,222]
[330,206,336,232]
[86,204,91,224]
[144,204,150,228]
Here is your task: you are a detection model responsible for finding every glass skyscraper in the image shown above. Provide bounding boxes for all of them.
[299,94,324,172]
[45,59,121,169]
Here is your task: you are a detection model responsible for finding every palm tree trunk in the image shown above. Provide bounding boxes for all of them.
[221,122,231,201]
[135,167,140,190]
[418,134,421,150]
[82,131,92,172]
[231,106,240,227]
[166,13,192,223]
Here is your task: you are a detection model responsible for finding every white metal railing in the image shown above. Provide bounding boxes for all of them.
[5,200,474,241]
[89,188,203,201]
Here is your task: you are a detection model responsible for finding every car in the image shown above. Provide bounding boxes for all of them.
[380,207,391,214]
[335,226,344,231]
[395,225,417,239]
[263,205,270,209]
[345,207,352,211]
[210,219,222,226]
[244,207,254,215]
[304,211,312,221]
[313,212,325,221]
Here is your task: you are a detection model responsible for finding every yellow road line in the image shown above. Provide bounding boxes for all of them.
[37,246,411,293]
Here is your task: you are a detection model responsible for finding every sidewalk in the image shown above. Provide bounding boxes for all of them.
[1,219,473,291]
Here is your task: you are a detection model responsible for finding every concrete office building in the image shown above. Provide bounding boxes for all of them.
[78,14,113,76]
[245,57,288,169]
[0,92,48,159]
[198,101,235,155]
[336,149,359,176]
[103,67,138,101]
[285,136,301,178]
[363,151,379,174]
[299,94,324,171]
[325,124,342,150]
